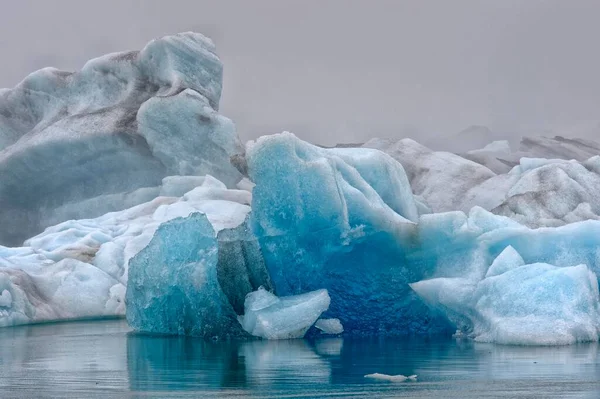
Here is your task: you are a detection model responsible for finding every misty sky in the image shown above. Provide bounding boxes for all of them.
[1,0,599,145]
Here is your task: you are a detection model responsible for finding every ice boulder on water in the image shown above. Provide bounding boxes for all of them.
[0,175,266,329]
[240,287,330,339]
[411,248,600,345]
[247,132,452,335]
[126,213,247,338]
[314,318,344,335]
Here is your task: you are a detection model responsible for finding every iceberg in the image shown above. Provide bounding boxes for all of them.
[4,30,600,346]
[126,213,246,338]
[365,137,600,227]
[247,132,453,335]
[411,259,600,345]
[0,32,243,246]
[0,175,259,328]
[410,210,600,345]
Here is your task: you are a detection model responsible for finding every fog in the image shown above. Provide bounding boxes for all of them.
[1,0,599,146]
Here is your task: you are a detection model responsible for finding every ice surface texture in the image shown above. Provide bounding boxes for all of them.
[0,32,243,245]
[411,260,600,345]
[365,137,600,228]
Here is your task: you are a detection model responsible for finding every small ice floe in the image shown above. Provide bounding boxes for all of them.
[314,318,344,335]
[364,373,417,382]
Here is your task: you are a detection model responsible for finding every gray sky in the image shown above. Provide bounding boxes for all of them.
[1,0,599,145]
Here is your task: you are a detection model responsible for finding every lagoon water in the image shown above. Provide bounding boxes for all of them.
[1,320,599,398]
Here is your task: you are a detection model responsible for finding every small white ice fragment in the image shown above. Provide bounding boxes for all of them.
[314,318,344,335]
[364,373,417,382]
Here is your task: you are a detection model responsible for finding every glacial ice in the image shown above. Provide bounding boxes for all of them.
[3,31,600,346]
[0,32,243,246]
[314,318,344,335]
[365,137,600,228]
[0,175,255,328]
[363,138,498,212]
[126,212,247,338]
[247,132,452,335]
[240,287,331,339]
[410,209,600,345]
[411,259,600,345]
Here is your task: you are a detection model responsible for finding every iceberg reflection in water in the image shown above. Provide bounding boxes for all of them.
[1,320,600,398]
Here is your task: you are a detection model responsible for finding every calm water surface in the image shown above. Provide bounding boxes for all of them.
[0,319,599,398]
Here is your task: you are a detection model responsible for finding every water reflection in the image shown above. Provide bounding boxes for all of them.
[1,320,600,398]
[127,335,340,392]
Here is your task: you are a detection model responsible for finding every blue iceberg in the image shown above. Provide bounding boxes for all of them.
[411,259,600,345]
[247,132,452,335]
[126,213,246,338]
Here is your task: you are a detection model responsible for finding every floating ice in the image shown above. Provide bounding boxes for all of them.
[412,247,600,345]
[240,287,330,339]
[314,318,344,335]
[0,32,243,246]
[126,213,246,338]
[364,373,417,382]
[4,31,600,345]
[0,175,259,328]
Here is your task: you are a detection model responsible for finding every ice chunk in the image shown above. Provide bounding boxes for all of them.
[0,258,122,327]
[314,318,344,335]
[364,373,417,382]
[412,262,600,345]
[240,287,330,339]
[126,213,245,338]
[364,136,600,228]
[492,161,600,228]
[0,175,254,328]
